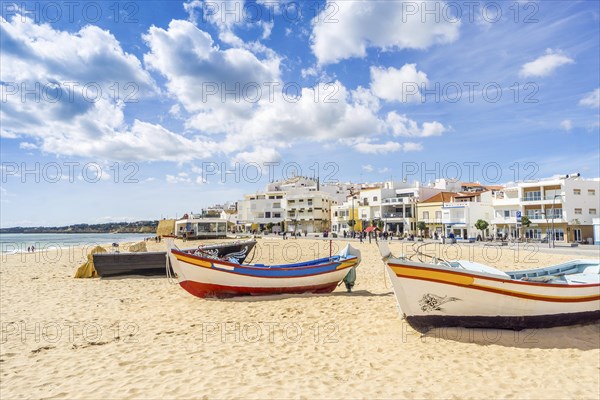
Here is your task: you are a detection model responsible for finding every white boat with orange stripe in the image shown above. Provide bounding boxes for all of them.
[378,242,600,332]
[167,241,361,299]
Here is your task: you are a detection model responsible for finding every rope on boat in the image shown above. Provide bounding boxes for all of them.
[244,243,257,265]
[165,239,180,285]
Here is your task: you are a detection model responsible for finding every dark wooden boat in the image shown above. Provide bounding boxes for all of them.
[93,240,256,277]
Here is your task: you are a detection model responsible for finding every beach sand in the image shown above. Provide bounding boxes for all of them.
[1,238,599,399]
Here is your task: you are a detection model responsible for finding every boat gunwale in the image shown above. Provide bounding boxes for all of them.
[387,260,600,289]
[172,248,358,273]
[174,256,358,279]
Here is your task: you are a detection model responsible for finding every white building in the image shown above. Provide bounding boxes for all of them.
[174,214,228,239]
[441,191,494,239]
[236,177,353,234]
[331,180,458,236]
[492,174,599,242]
[236,190,285,232]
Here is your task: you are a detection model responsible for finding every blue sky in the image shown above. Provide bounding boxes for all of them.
[1,0,599,227]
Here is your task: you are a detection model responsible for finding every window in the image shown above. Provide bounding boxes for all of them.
[574,208,582,214]
[574,229,582,242]
[334,211,338,217]
[373,196,378,202]
[423,211,430,220]
[524,191,541,201]
[547,229,565,241]
[589,189,596,195]
[527,209,543,219]
[525,229,542,239]
[548,208,563,218]
[573,189,581,195]
[503,210,510,218]
[590,208,597,215]
[273,213,281,218]
[273,202,281,209]
[435,211,442,219]
[307,199,313,206]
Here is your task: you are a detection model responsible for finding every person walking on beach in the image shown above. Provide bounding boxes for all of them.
[27,246,31,252]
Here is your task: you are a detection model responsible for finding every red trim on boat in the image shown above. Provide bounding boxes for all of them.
[392,273,600,303]
[388,262,600,288]
[179,280,339,298]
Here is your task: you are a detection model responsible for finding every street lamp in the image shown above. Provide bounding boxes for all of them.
[349,187,357,234]
[535,210,550,248]
[551,194,564,248]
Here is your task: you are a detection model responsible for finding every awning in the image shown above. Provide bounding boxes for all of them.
[364,226,380,233]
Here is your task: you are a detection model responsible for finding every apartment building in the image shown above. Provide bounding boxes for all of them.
[236,190,285,232]
[236,176,352,233]
[491,174,599,243]
[331,180,456,236]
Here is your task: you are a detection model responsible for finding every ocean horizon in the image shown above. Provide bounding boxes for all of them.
[0,232,150,254]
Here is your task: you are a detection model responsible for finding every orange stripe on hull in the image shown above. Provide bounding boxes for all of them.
[389,265,600,303]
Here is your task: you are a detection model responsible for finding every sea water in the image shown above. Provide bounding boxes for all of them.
[0,233,150,254]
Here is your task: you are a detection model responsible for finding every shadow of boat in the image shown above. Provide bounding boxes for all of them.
[419,322,600,350]
[204,289,393,302]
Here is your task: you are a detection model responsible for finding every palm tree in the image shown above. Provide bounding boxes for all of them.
[475,219,489,240]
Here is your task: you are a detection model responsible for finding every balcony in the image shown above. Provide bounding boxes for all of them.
[383,212,409,219]
[442,218,466,224]
[383,198,410,205]
[521,195,563,202]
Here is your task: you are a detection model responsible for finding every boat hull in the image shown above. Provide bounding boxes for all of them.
[180,280,339,299]
[169,246,359,299]
[406,311,600,333]
[94,240,256,277]
[385,260,600,332]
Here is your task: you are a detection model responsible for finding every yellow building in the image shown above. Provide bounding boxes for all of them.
[417,192,456,237]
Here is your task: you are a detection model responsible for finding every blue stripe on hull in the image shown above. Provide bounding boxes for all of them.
[221,263,341,277]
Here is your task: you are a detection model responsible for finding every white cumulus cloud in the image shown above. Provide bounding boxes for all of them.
[519,49,574,78]
[311,0,460,65]
[386,112,447,137]
[370,64,429,103]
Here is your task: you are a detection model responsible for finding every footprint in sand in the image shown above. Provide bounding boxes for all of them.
[31,345,54,354]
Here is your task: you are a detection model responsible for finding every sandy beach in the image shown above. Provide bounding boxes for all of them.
[1,238,599,399]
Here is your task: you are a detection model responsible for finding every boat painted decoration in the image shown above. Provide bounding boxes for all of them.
[378,242,600,332]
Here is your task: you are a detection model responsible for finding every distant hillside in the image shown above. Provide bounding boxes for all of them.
[0,221,159,234]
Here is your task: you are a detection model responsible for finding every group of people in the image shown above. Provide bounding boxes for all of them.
[144,236,162,242]
[26,245,35,252]
[282,231,304,240]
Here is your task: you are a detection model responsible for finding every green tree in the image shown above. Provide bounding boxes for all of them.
[417,221,427,236]
[519,216,531,239]
[377,219,384,230]
[475,219,489,239]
